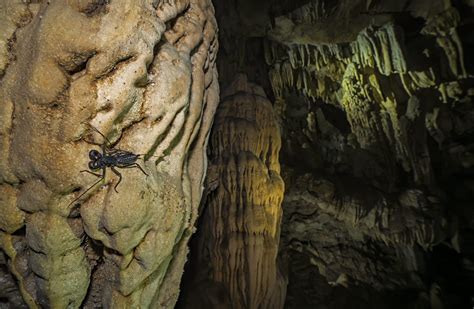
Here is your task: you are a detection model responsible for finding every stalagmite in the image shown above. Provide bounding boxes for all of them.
[182,75,286,309]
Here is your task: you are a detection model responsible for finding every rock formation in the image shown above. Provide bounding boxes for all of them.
[179,75,286,309]
[0,0,218,307]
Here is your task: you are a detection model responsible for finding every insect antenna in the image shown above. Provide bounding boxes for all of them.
[82,122,114,148]
[67,175,105,206]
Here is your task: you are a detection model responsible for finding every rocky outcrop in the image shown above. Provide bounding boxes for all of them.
[286,173,446,248]
[0,0,218,308]
[180,75,286,309]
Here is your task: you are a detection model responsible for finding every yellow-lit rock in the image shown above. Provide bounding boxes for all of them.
[183,74,287,309]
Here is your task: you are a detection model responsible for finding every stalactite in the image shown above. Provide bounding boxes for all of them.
[265,2,471,187]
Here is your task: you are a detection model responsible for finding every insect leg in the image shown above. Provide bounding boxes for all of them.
[68,167,106,206]
[121,163,148,176]
[83,139,102,146]
[110,167,122,193]
[80,170,103,178]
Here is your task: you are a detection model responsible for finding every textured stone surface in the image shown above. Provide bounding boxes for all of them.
[265,0,473,190]
[282,172,441,292]
[0,0,218,307]
[180,75,286,309]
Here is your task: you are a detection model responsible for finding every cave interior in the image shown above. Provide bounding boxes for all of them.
[0,0,473,308]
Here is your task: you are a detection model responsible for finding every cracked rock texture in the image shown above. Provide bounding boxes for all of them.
[0,0,218,308]
[179,75,286,309]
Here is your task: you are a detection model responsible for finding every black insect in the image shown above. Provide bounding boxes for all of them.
[69,124,148,205]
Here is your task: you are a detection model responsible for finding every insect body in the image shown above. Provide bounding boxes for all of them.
[84,148,147,192]
[69,124,148,206]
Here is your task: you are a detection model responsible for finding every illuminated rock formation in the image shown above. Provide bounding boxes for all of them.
[0,0,218,307]
[265,0,471,189]
[181,75,286,309]
[2,0,473,308]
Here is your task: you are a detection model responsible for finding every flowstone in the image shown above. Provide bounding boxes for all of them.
[0,0,219,307]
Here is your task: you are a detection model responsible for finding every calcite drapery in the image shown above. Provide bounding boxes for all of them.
[0,0,218,307]
[283,172,444,287]
[265,0,472,188]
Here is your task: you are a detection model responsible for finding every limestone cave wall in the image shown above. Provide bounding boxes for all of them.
[0,0,218,308]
